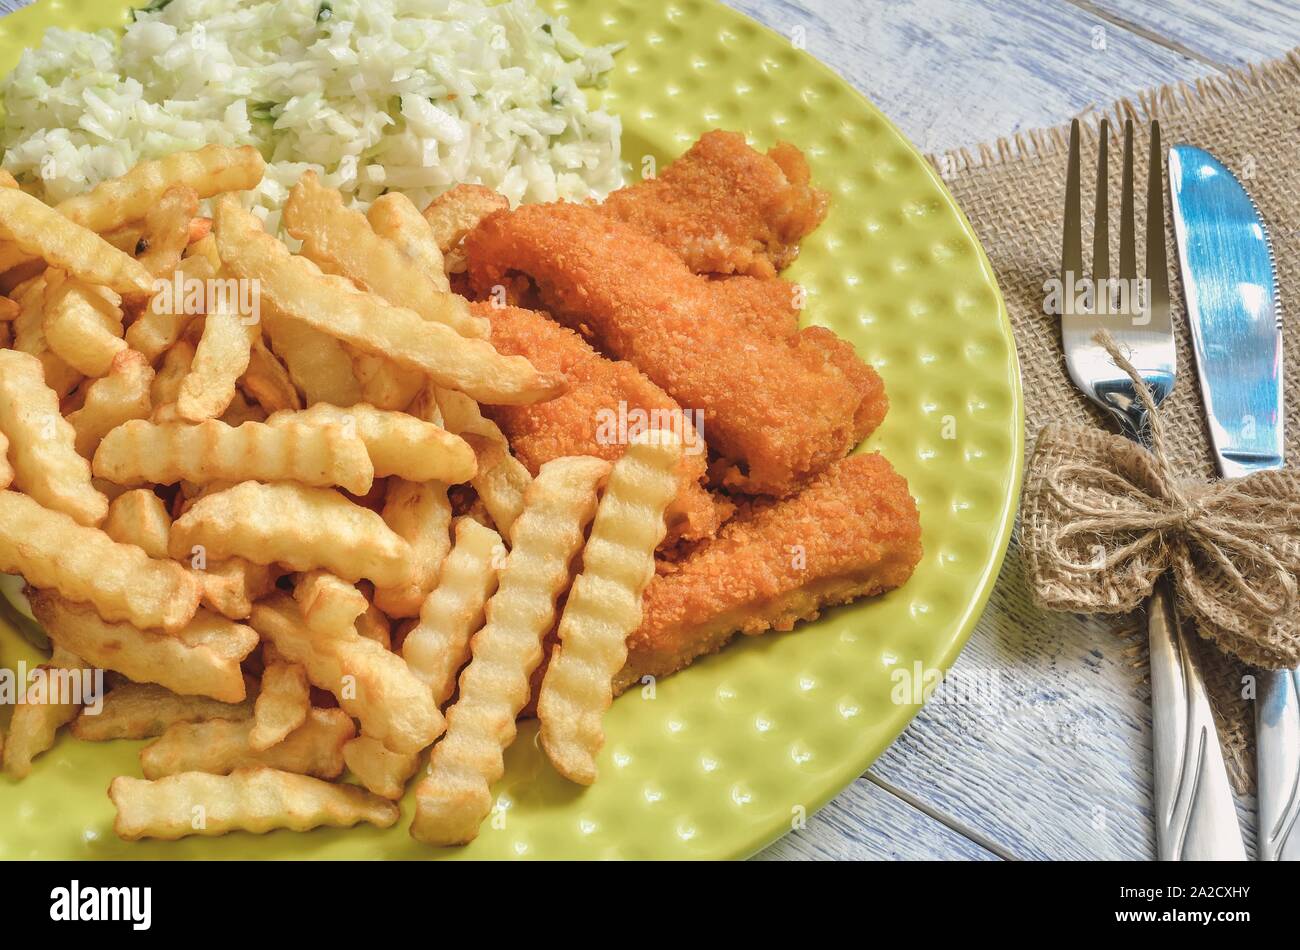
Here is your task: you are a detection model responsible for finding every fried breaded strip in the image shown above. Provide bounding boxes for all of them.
[480,302,721,544]
[613,453,922,692]
[465,203,885,495]
[598,131,828,277]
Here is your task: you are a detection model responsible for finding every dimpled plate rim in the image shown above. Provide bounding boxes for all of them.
[0,0,1023,860]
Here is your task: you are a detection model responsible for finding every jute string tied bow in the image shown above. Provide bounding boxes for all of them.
[1021,331,1300,669]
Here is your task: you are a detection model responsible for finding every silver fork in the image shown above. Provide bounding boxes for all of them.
[1060,117,1246,860]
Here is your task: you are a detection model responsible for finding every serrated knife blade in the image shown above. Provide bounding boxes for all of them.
[1168,144,1296,861]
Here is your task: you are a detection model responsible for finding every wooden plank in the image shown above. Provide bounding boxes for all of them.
[756,772,1001,860]
[1073,0,1297,69]
[867,557,1260,859]
[724,0,1244,859]
[726,0,1211,153]
[0,0,1261,861]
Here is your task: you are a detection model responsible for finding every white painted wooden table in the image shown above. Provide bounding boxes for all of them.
[735,0,1298,861]
[1,0,1292,860]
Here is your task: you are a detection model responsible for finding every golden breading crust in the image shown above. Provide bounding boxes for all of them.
[477,301,723,545]
[613,453,922,692]
[465,201,886,496]
[598,130,828,277]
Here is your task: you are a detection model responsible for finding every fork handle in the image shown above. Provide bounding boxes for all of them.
[1147,577,1247,860]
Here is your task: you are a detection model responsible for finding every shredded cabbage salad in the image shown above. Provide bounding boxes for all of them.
[0,0,624,232]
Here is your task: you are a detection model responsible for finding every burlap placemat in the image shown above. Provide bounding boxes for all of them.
[928,50,1300,790]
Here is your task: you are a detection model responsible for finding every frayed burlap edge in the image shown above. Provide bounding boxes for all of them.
[923,48,1300,793]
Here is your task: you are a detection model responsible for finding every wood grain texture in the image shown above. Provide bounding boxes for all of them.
[0,0,1289,861]
[755,772,1002,860]
[726,0,1286,861]
[1076,0,1298,68]
[726,0,1209,153]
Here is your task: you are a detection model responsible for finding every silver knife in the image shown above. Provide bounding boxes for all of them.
[1169,144,1297,861]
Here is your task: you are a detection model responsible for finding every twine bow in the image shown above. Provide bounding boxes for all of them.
[1021,332,1300,669]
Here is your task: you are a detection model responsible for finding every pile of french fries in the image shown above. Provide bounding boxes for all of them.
[0,146,683,846]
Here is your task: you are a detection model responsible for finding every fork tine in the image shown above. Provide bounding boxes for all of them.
[1119,119,1136,282]
[1145,120,1170,329]
[1061,118,1083,311]
[1093,118,1110,314]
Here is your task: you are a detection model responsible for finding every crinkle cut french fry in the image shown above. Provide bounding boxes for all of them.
[137,185,198,278]
[42,276,127,377]
[538,432,682,784]
[411,456,608,846]
[170,482,412,587]
[12,275,82,399]
[342,735,420,800]
[219,388,266,427]
[0,432,11,490]
[94,419,375,494]
[187,231,221,270]
[119,491,271,621]
[66,349,153,458]
[61,145,267,234]
[140,707,353,780]
[422,184,509,273]
[108,766,398,840]
[250,592,442,754]
[355,602,392,649]
[350,350,426,412]
[265,403,475,484]
[371,479,452,618]
[282,177,451,412]
[285,171,486,338]
[213,197,561,406]
[264,310,362,407]
[0,350,107,525]
[29,591,253,702]
[402,516,502,704]
[432,386,530,539]
[100,221,145,256]
[71,682,254,741]
[177,305,258,422]
[125,252,213,361]
[188,216,212,245]
[2,647,87,779]
[241,337,303,414]
[249,660,310,752]
[0,188,154,295]
[367,192,452,293]
[198,557,275,621]
[293,570,369,637]
[103,488,172,558]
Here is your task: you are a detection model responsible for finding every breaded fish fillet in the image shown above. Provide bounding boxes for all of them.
[476,301,723,545]
[613,453,922,693]
[465,202,886,495]
[598,131,828,277]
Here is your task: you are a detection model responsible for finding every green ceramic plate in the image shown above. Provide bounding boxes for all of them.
[0,0,1022,859]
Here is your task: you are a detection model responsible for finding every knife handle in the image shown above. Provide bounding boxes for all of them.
[1147,577,1247,860]
[1256,668,1300,860]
